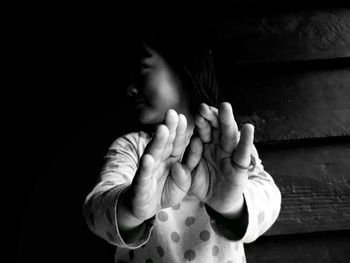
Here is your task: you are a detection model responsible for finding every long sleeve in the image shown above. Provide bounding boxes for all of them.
[208,144,282,243]
[240,145,282,243]
[82,132,155,249]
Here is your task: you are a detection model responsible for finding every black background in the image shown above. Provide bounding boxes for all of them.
[16,11,138,263]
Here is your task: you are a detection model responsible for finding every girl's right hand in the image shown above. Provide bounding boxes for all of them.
[118,110,196,234]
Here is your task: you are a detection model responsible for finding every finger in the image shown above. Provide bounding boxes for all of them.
[145,124,169,163]
[171,114,188,158]
[182,136,203,172]
[198,103,219,129]
[218,102,239,154]
[162,162,192,207]
[212,128,220,145]
[164,109,179,146]
[195,114,211,143]
[164,109,179,140]
[189,160,210,201]
[232,124,254,170]
[162,109,179,158]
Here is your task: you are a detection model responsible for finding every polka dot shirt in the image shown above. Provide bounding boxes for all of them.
[83,132,281,262]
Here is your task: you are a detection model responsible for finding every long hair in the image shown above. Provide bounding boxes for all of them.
[125,19,220,115]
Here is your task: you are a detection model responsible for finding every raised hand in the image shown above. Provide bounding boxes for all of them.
[184,102,255,219]
[118,109,192,233]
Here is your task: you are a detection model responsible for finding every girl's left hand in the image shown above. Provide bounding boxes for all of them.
[183,102,255,219]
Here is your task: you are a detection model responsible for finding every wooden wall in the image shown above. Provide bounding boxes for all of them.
[196,6,350,263]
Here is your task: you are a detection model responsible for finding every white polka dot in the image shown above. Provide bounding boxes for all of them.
[184,249,196,261]
[158,211,168,222]
[185,217,195,226]
[212,245,219,256]
[171,232,180,243]
[156,246,165,257]
[172,203,181,210]
[199,230,210,241]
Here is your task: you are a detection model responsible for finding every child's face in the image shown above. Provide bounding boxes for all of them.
[127,45,189,125]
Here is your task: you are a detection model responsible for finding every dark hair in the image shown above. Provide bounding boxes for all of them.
[126,20,220,115]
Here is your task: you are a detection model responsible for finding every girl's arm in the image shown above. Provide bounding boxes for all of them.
[208,145,282,243]
[83,110,194,249]
[187,102,281,242]
[82,133,154,249]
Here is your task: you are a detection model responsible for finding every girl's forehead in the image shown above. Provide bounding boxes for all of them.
[132,44,165,67]
[128,42,154,63]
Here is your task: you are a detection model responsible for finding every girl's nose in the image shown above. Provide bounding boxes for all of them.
[126,84,138,97]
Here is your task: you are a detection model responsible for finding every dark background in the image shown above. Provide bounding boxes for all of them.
[16,10,138,263]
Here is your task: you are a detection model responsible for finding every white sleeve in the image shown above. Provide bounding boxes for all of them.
[82,133,155,248]
[240,145,282,243]
[207,145,282,243]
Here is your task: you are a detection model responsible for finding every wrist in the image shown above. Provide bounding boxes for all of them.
[117,187,144,232]
[205,196,248,240]
[219,194,245,220]
[208,194,245,220]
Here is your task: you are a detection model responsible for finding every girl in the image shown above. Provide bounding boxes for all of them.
[83,24,281,263]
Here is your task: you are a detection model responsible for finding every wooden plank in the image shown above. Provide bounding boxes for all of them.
[220,68,350,143]
[257,142,350,235]
[245,230,350,263]
[198,8,350,63]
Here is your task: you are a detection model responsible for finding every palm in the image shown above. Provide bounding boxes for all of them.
[186,103,254,216]
[132,157,186,219]
[127,110,192,222]
[193,136,248,212]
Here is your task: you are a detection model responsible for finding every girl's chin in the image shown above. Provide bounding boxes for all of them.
[137,110,163,125]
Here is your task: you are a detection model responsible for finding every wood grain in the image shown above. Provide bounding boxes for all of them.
[258,142,350,235]
[245,230,350,263]
[220,68,350,143]
[199,8,350,63]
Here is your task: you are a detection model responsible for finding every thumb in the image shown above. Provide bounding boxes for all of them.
[232,124,254,170]
[170,163,192,193]
[182,136,203,172]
